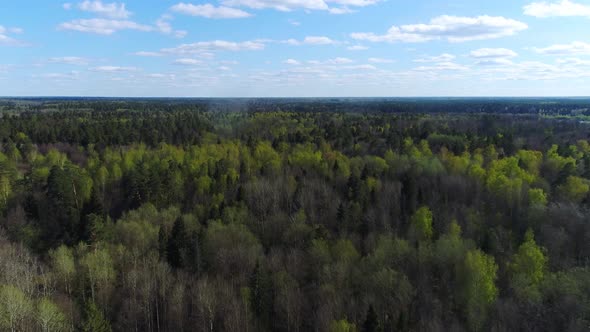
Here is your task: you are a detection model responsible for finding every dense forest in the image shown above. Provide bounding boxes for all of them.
[0,98,589,331]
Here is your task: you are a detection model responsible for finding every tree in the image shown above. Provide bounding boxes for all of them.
[0,285,32,332]
[509,229,547,302]
[37,298,68,332]
[50,245,75,296]
[167,217,188,269]
[330,319,357,332]
[557,176,590,203]
[458,250,498,331]
[82,301,111,332]
[362,305,379,332]
[249,262,273,330]
[80,247,115,305]
[409,206,433,242]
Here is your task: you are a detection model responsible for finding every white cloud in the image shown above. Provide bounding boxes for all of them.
[533,41,590,55]
[58,18,152,34]
[0,25,25,46]
[134,51,163,57]
[327,57,354,64]
[524,0,590,18]
[284,59,301,65]
[414,62,469,71]
[219,0,379,13]
[222,0,328,11]
[171,3,252,19]
[470,48,518,58]
[48,56,90,65]
[288,19,301,26]
[351,15,528,43]
[91,65,138,72]
[348,45,368,51]
[173,58,203,65]
[161,40,265,55]
[328,7,355,14]
[285,36,338,45]
[304,36,337,45]
[414,53,456,63]
[60,4,185,37]
[368,57,394,63]
[155,15,187,38]
[473,58,515,66]
[76,1,131,19]
[556,57,590,65]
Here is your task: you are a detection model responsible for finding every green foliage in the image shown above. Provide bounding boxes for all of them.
[1,103,590,331]
[509,229,547,302]
[329,319,357,332]
[37,298,68,332]
[82,302,111,332]
[557,176,590,203]
[528,188,548,207]
[0,285,32,332]
[458,250,498,331]
[410,206,434,242]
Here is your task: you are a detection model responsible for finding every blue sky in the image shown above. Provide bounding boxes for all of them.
[1,0,590,97]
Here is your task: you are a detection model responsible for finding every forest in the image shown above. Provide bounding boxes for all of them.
[0,98,589,331]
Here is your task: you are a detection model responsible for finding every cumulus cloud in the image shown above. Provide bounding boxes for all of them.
[58,18,151,34]
[171,3,252,19]
[155,15,187,38]
[283,59,301,65]
[284,36,338,45]
[533,41,590,55]
[470,48,518,59]
[0,25,25,46]
[351,15,528,43]
[65,1,131,19]
[60,3,185,37]
[524,0,590,18]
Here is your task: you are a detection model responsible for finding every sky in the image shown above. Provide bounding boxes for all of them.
[1,0,590,97]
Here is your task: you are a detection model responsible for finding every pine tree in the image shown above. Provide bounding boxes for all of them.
[167,217,188,268]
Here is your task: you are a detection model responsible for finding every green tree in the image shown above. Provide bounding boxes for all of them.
[410,206,434,242]
[557,176,590,203]
[330,319,357,332]
[509,229,547,302]
[37,298,68,332]
[458,250,498,331]
[82,302,111,332]
[0,285,32,332]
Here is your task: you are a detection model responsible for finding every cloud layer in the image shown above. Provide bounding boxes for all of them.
[351,15,528,43]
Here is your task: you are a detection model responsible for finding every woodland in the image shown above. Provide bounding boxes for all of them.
[0,98,589,331]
